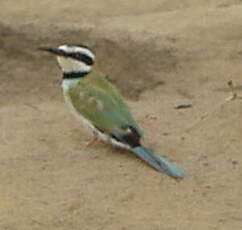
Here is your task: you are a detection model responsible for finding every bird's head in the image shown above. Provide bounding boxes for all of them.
[39,44,95,74]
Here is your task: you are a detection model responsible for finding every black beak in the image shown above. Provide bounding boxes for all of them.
[37,47,65,56]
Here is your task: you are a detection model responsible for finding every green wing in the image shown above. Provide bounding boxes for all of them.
[68,71,143,137]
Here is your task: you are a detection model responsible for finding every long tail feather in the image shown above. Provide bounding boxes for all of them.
[132,146,186,179]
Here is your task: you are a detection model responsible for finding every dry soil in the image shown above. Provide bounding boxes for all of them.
[1,1,242,230]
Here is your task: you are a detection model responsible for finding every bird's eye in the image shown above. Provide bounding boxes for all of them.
[74,53,81,58]
[71,52,93,65]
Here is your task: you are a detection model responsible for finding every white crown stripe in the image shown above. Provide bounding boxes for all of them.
[59,45,95,60]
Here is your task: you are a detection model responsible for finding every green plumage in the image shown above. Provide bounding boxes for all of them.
[65,70,143,137]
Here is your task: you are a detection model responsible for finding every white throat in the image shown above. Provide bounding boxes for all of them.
[57,56,91,73]
[62,78,80,91]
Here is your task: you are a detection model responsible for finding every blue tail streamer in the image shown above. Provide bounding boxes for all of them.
[132,146,186,179]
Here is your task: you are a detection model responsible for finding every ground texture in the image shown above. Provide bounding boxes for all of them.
[1,1,242,229]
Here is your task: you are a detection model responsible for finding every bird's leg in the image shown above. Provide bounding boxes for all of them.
[84,131,98,148]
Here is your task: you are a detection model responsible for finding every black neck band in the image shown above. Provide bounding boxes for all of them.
[63,71,89,79]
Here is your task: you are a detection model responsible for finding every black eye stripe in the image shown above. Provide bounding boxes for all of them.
[78,53,94,65]
[63,52,94,65]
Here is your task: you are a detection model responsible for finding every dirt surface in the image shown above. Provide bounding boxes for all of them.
[1,1,242,229]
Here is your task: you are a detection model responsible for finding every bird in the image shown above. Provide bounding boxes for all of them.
[39,44,186,179]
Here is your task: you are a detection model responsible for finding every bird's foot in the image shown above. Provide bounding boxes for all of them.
[84,136,98,148]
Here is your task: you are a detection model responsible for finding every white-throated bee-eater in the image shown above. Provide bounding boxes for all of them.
[39,44,186,179]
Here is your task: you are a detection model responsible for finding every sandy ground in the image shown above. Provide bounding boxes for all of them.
[1,1,242,229]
